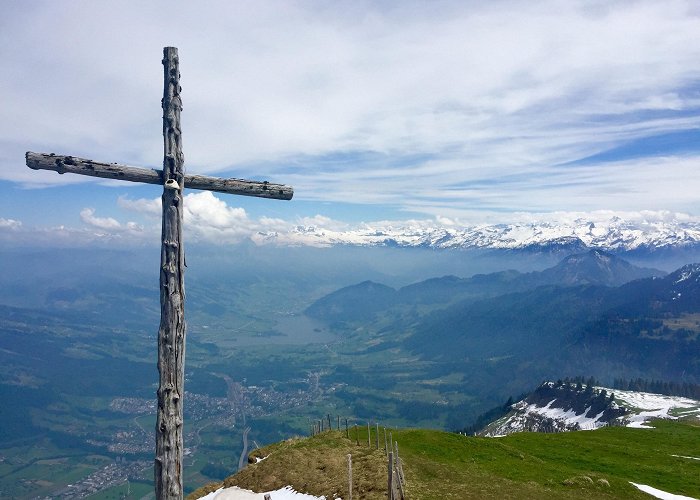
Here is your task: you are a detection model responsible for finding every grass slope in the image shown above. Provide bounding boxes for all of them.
[190,420,699,499]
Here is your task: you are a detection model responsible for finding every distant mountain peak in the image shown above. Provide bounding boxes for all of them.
[480,382,700,436]
[560,248,612,264]
[260,215,700,252]
[670,263,700,284]
[541,249,664,286]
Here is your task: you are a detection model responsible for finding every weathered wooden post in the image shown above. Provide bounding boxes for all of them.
[387,451,394,500]
[154,45,186,500]
[389,431,393,460]
[345,418,349,438]
[394,441,405,490]
[367,422,371,448]
[25,47,294,499]
[376,423,380,449]
[347,453,353,500]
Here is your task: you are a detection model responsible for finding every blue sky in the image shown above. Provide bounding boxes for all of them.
[2,0,700,246]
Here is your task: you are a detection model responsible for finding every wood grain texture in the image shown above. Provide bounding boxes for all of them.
[155,46,186,500]
[25,152,293,200]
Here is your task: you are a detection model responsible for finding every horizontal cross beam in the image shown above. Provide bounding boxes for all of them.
[26,151,293,200]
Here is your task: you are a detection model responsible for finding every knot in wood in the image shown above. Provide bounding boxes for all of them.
[25,152,38,170]
[162,263,177,275]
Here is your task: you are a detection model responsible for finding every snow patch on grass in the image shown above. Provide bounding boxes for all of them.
[200,485,328,500]
[612,389,700,428]
[531,400,607,429]
[630,482,698,500]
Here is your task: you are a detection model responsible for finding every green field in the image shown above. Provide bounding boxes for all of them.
[3,249,700,498]
[190,419,700,500]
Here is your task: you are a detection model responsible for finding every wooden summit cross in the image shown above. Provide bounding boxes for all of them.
[25,47,293,499]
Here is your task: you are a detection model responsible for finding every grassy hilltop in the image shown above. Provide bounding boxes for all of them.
[189,419,700,500]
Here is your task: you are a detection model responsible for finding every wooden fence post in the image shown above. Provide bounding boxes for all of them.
[384,427,388,455]
[395,442,405,488]
[367,422,371,448]
[345,418,349,438]
[396,457,405,500]
[387,451,394,500]
[376,423,380,449]
[347,454,353,500]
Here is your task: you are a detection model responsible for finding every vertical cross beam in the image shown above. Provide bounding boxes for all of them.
[25,47,293,500]
[155,46,186,499]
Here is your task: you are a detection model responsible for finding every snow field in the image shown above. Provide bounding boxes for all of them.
[200,485,329,500]
[610,389,700,428]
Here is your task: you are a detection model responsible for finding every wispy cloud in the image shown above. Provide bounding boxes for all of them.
[1,1,699,221]
[6,192,700,249]
[118,192,290,244]
[0,217,22,230]
[80,208,143,233]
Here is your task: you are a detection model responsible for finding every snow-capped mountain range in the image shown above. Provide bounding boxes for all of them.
[256,215,700,252]
[481,382,700,437]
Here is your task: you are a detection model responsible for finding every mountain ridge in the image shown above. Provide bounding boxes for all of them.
[305,250,665,322]
[479,381,700,437]
[408,260,700,369]
[264,216,700,252]
[306,254,699,399]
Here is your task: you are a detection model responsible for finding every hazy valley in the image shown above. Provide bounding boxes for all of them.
[1,243,699,498]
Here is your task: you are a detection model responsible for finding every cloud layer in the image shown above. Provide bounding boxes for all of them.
[1,1,700,220]
[3,192,700,250]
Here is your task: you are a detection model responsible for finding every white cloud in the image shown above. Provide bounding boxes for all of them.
[117,196,161,217]
[296,215,348,231]
[0,217,22,229]
[118,191,284,244]
[79,208,144,236]
[7,189,700,249]
[183,192,248,228]
[80,208,123,231]
[1,1,699,220]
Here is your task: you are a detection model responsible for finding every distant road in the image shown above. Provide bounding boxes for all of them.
[238,426,251,471]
